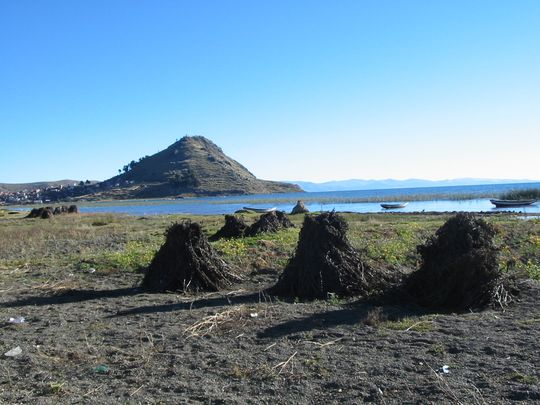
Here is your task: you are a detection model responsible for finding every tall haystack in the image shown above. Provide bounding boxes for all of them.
[209,215,248,241]
[245,211,294,237]
[290,200,309,215]
[268,212,388,299]
[406,213,509,310]
[142,221,241,292]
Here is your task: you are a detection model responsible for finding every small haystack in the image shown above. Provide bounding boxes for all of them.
[406,213,510,310]
[142,221,241,292]
[290,200,309,215]
[209,215,248,241]
[26,207,54,219]
[268,212,388,299]
[245,211,294,237]
[53,206,68,215]
[27,205,78,219]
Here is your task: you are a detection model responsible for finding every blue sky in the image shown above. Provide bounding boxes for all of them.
[1,0,539,183]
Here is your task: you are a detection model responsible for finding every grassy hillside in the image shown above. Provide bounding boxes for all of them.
[102,136,301,197]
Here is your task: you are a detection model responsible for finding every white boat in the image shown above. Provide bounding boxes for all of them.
[380,202,408,209]
[242,206,277,213]
[490,199,537,208]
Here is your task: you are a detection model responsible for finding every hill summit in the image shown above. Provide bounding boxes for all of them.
[102,136,302,198]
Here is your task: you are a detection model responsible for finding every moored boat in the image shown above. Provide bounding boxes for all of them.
[380,202,408,209]
[242,206,277,213]
[490,199,537,208]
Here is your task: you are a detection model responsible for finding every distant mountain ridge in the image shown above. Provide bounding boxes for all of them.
[0,180,80,193]
[289,178,540,192]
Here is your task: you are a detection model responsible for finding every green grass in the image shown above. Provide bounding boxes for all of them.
[499,188,540,200]
[1,211,539,288]
[508,371,538,385]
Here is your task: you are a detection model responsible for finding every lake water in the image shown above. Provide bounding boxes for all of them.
[76,182,540,216]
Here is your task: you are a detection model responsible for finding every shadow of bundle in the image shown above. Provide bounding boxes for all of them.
[26,207,54,219]
[245,211,294,237]
[209,215,248,241]
[142,221,241,292]
[406,213,509,310]
[268,212,388,299]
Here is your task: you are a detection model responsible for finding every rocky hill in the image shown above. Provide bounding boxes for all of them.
[100,136,302,198]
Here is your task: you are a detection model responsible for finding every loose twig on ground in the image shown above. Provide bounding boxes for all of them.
[273,351,297,375]
[303,337,343,348]
[403,320,434,332]
[184,306,248,337]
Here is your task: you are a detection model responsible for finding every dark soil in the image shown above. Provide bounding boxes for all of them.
[1,269,539,404]
[142,221,241,292]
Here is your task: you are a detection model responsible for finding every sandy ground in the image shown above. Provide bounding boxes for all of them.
[1,266,539,404]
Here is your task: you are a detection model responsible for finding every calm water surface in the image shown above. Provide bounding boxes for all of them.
[77,182,540,216]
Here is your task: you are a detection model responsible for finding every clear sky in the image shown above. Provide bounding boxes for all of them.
[1,0,539,183]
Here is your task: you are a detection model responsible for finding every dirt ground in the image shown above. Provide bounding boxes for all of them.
[1,269,539,404]
[0,212,539,404]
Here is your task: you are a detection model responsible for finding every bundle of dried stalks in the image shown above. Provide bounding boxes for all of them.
[269,212,393,299]
[245,211,294,236]
[406,213,514,310]
[209,215,248,241]
[142,221,241,292]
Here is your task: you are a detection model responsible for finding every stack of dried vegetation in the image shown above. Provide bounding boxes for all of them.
[26,207,54,219]
[142,221,241,292]
[290,200,309,215]
[406,213,513,310]
[245,211,294,237]
[209,215,248,241]
[269,211,392,299]
[26,205,79,219]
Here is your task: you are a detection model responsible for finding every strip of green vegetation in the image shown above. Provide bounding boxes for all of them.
[499,188,540,200]
[1,212,539,285]
[82,240,161,272]
[508,371,538,385]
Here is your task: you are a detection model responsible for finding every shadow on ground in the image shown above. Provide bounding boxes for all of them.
[1,287,141,307]
[109,291,266,317]
[0,287,269,316]
[258,300,432,339]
